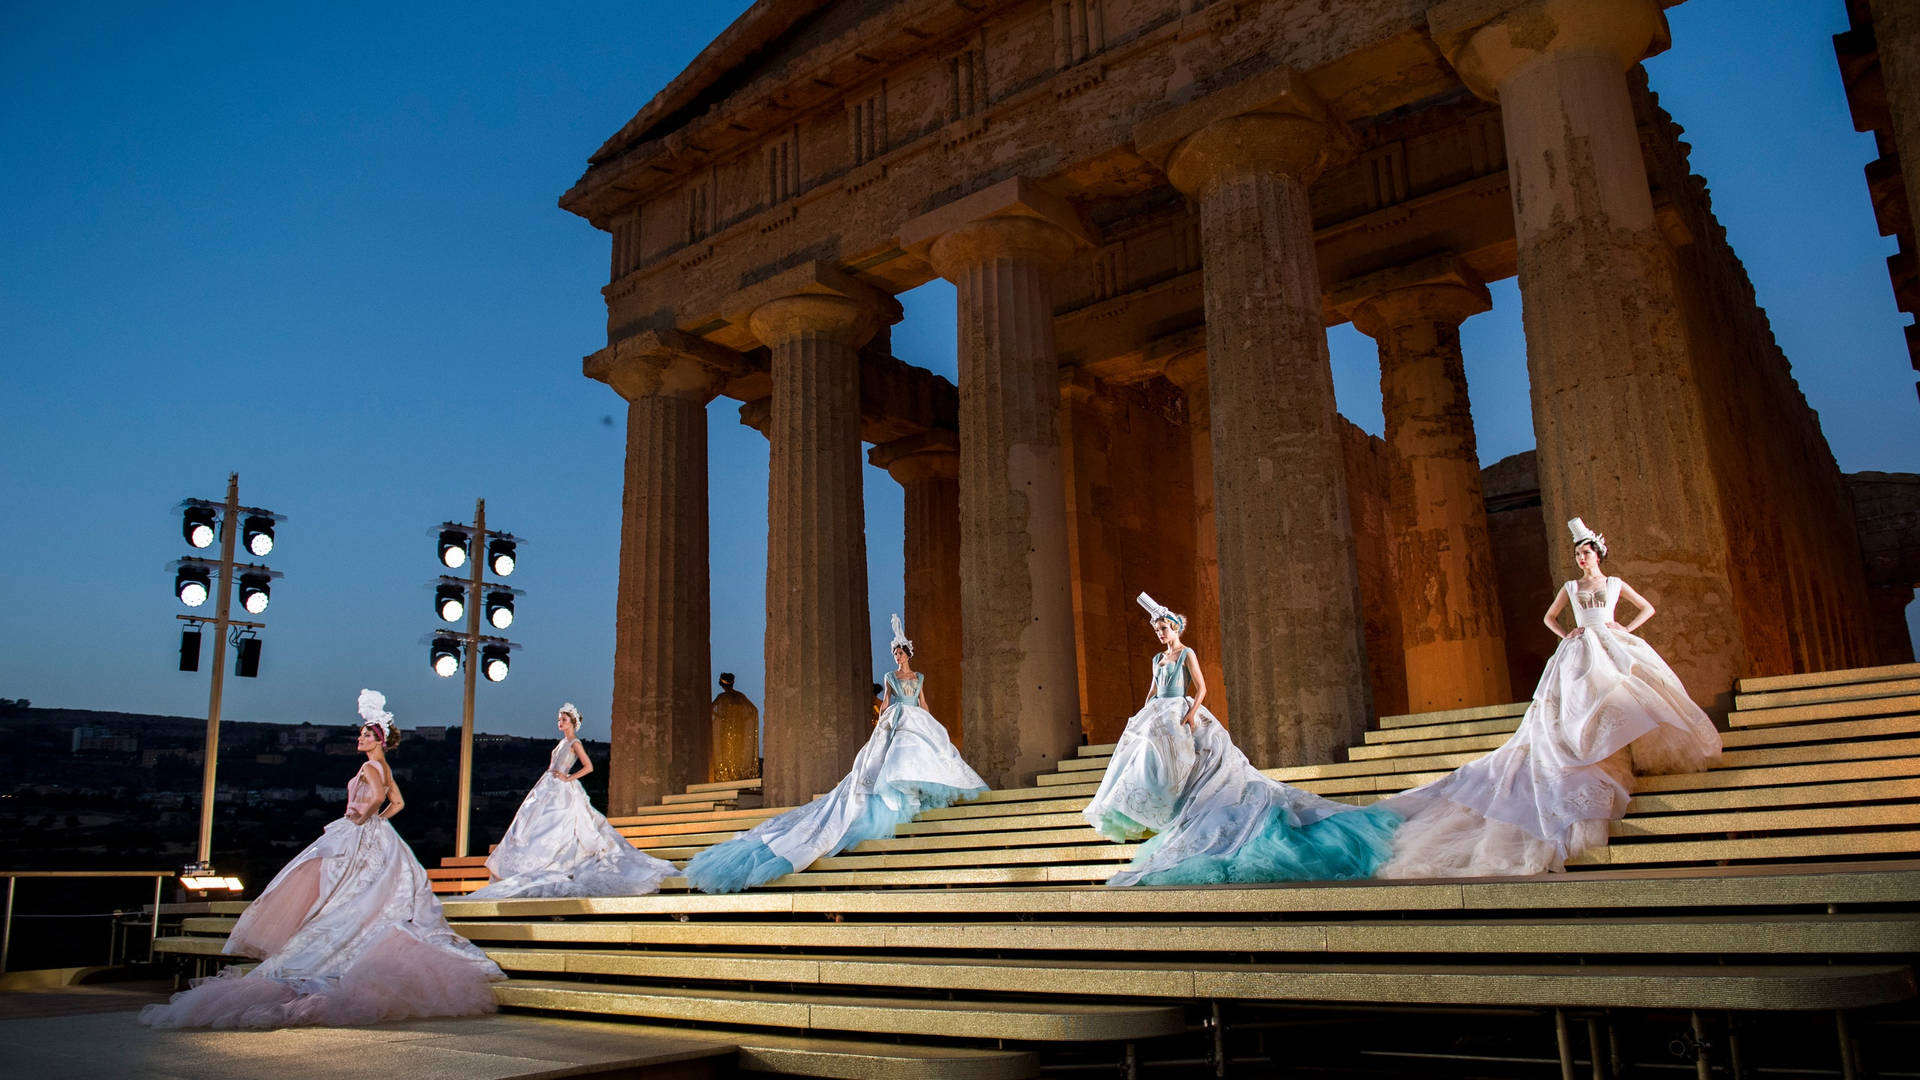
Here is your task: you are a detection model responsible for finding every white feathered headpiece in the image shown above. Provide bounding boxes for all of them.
[558,702,583,730]
[1136,592,1185,631]
[357,688,394,742]
[1567,517,1609,559]
[889,614,912,654]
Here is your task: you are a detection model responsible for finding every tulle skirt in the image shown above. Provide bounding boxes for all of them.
[1086,697,1401,887]
[467,774,675,900]
[1377,624,1722,878]
[684,703,987,894]
[139,815,503,1029]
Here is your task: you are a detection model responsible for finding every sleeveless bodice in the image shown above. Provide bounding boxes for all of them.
[1569,578,1620,629]
[345,761,386,819]
[1151,649,1192,699]
[549,739,578,776]
[885,671,923,707]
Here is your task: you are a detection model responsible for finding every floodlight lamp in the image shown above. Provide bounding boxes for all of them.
[430,637,461,678]
[177,862,244,892]
[435,584,465,623]
[243,515,275,557]
[438,529,469,569]
[486,591,514,629]
[481,643,510,683]
[487,538,516,576]
[239,572,271,614]
[175,565,211,607]
[182,506,216,549]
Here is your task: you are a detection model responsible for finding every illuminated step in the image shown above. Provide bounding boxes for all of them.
[1729,697,1920,729]
[1737,662,1920,695]
[1377,701,1529,730]
[685,777,763,794]
[1735,677,1920,712]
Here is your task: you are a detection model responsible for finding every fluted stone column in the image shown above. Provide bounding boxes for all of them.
[871,431,964,746]
[586,330,744,812]
[899,178,1089,787]
[1431,0,1743,707]
[1161,351,1227,723]
[1135,72,1371,765]
[742,268,899,805]
[1344,261,1512,711]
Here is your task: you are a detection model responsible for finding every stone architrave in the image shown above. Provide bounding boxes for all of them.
[1134,69,1372,766]
[870,430,964,746]
[1341,257,1513,711]
[1430,0,1744,708]
[585,329,747,812]
[898,178,1092,787]
[1160,351,1227,723]
[734,263,902,806]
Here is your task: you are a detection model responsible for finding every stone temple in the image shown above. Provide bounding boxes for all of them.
[559,0,1920,813]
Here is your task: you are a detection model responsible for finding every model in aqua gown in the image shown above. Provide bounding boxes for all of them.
[682,615,988,893]
[1083,594,1401,886]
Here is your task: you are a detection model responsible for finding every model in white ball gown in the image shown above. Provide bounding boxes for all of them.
[140,690,504,1030]
[467,703,675,900]
[1378,519,1724,877]
[683,615,988,893]
[1085,594,1402,887]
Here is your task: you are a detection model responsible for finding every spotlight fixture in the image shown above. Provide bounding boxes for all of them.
[238,572,271,614]
[487,538,516,576]
[179,628,202,672]
[481,643,510,682]
[430,636,462,678]
[438,529,469,569]
[242,515,275,557]
[177,861,243,892]
[182,506,217,549]
[175,565,212,607]
[435,584,466,623]
[233,635,262,678]
[486,591,515,630]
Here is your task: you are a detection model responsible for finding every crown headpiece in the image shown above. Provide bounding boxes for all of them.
[1136,592,1186,632]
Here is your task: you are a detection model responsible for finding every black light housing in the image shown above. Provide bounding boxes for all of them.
[485,591,515,630]
[175,565,212,607]
[435,584,466,623]
[179,628,202,672]
[430,636,462,678]
[487,538,516,576]
[233,635,262,678]
[437,529,469,569]
[481,643,510,682]
[238,572,271,614]
[182,506,217,549]
[242,515,275,557]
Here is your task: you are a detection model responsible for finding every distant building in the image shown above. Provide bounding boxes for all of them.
[71,727,137,754]
[279,723,338,749]
[413,725,450,742]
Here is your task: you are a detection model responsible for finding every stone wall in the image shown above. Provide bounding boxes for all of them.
[1849,470,1920,664]
[1482,451,1556,696]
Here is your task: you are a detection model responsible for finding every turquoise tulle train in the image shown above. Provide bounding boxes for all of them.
[682,779,984,894]
[1123,803,1404,886]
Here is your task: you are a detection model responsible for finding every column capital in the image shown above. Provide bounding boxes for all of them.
[1428,0,1670,101]
[1133,66,1345,197]
[1160,348,1209,392]
[585,328,751,403]
[1334,255,1493,338]
[725,260,902,350]
[897,177,1095,279]
[868,429,960,484]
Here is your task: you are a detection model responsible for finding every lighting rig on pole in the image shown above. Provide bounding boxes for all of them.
[171,473,282,894]
[427,499,521,857]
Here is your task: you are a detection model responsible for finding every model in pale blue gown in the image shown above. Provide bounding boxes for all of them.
[684,643,988,894]
[1084,595,1401,886]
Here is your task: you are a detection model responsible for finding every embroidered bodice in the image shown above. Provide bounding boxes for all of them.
[549,739,579,777]
[884,671,923,708]
[1567,577,1621,629]
[345,761,387,820]
[1151,648,1193,699]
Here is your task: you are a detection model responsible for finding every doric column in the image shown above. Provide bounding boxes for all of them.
[1342,258,1512,711]
[899,178,1090,787]
[1431,0,1743,707]
[1160,351,1227,723]
[585,329,746,812]
[736,263,901,805]
[870,431,964,746]
[1134,70,1371,766]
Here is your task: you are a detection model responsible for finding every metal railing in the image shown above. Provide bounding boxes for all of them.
[0,870,172,975]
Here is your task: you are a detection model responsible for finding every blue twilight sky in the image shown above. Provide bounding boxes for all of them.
[1,1,1914,740]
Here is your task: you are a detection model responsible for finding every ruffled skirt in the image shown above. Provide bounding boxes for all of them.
[467,774,675,900]
[683,703,987,894]
[140,816,503,1029]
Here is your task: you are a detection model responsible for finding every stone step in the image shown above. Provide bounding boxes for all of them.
[1572,829,1920,867]
[663,790,736,805]
[1735,677,1920,713]
[1729,696,1920,729]
[685,777,763,794]
[1737,662,1920,695]
[1376,701,1530,730]
[1364,715,1525,745]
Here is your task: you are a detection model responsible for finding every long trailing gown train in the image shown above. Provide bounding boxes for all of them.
[138,761,504,1029]
[466,737,675,900]
[1084,647,1402,886]
[683,670,988,893]
[1377,577,1723,877]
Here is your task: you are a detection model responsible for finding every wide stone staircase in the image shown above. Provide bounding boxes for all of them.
[154,662,1920,1078]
